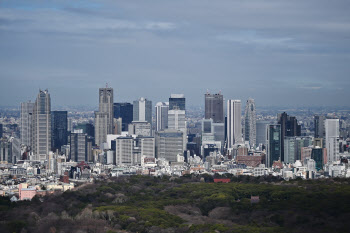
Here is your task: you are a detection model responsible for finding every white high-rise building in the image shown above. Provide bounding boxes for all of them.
[325,119,339,163]
[155,102,169,131]
[20,102,34,147]
[32,89,51,161]
[244,98,256,147]
[94,87,114,146]
[227,100,242,149]
[168,109,186,130]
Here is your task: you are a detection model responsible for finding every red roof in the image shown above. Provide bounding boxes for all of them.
[214,178,231,183]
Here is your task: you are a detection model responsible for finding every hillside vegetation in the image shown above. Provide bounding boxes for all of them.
[1,175,349,233]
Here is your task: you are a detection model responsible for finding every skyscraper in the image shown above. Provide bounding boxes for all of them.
[20,102,34,147]
[277,112,301,161]
[32,89,51,161]
[226,100,242,149]
[94,87,114,146]
[314,115,325,140]
[244,98,256,147]
[169,94,185,110]
[325,119,339,163]
[51,111,68,151]
[155,102,169,131]
[267,124,281,167]
[69,131,88,162]
[168,109,186,130]
[256,121,269,148]
[155,130,184,162]
[113,102,133,131]
[133,97,152,124]
[0,124,3,138]
[205,92,224,123]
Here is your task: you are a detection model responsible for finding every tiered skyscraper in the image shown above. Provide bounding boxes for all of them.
[227,100,242,149]
[205,92,224,123]
[244,98,256,147]
[32,89,51,161]
[155,102,169,131]
[95,87,114,146]
[20,102,34,147]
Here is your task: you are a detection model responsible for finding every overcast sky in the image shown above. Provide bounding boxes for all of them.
[0,0,349,108]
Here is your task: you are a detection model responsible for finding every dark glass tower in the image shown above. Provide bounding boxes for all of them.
[51,111,68,151]
[205,92,224,123]
[0,124,2,138]
[277,112,301,161]
[267,124,281,167]
[169,94,185,110]
[113,102,133,131]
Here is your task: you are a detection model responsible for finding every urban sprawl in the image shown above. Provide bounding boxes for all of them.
[0,87,349,201]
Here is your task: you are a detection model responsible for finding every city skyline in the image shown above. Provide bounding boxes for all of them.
[1,0,350,107]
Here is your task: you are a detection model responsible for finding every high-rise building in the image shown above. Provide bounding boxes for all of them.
[325,119,339,163]
[267,124,281,167]
[168,109,186,130]
[75,123,94,138]
[133,97,152,124]
[314,115,325,139]
[201,118,225,153]
[155,130,184,162]
[256,121,269,148]
[311,147,324,171]
[32,89,51,161]
[155,102,169,131]
[244,98,256,147]
[94,87,114,146]
[51,111,68,151]
[69,131,88,162]
[0,124,3,138]
[277,112,301,161]
[113,102,133,131]
[20,102,34,146]
[205,92,224,123]
[169,94,185,111]
[227,100,242,149]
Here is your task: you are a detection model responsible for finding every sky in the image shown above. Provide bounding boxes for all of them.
[0,0,350,108]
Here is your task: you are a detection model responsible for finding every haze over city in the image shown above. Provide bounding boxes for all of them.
[1,0,350,107]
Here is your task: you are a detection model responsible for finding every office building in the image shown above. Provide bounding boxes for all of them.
[133,97,152,124]
[0,124,2,138]
[155,130,184,162]
[205,92,224,123]
[256,121,269,148]
[227,100,242,149]
[244,98,256,147]
[267,124,281,167]
[51,111,68,152]
[94,87,114,146]
[128,121,151,137]
[113,136,155,166]
[32,89,51,161]
[155,102,169,131]
[311,147,324,171]
[284,136,313,164]
[20,102,34,146]
[169,94,185,110]
[168,109,186,130]
[325,119,339,163]
[314,115,325,139]
[277,112,301,161]
[113,102,133,131]
[201,118,225,153]
[70,131,88,162]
